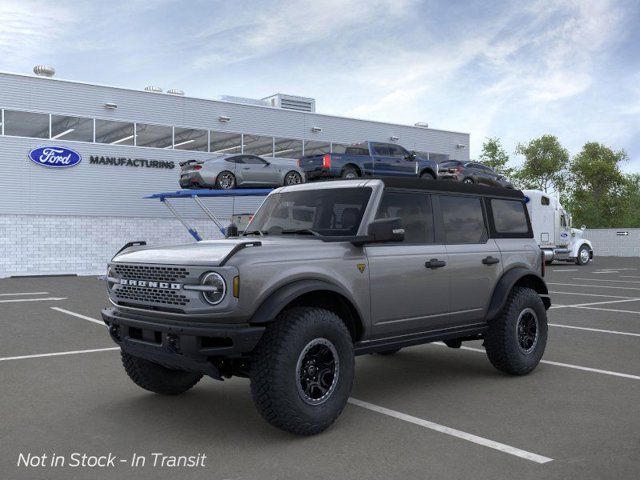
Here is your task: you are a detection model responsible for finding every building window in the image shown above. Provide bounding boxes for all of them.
[95,119,135,145]
[211,131,242,154]
[50,114,94,142]
[243,135,274,156]
[303,140,331,156]
[173,127,208,151]
[4,110,49,139]
[273,137,303,159]
[135,123,173,149]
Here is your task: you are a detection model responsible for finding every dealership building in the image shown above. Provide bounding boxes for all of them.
[0,68,470,277]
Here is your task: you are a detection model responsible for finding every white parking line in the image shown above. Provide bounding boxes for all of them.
[550,298,640,310]
[593,271,619,274]
[549,291,637,299]
[621,275,640,279]
[51,307,105,326]
[0,347,119,362]
[0,292,49,296]
[348,398,553,464]
[572,278,640,284]
[547,283,640,291]
[0,297,67,304]
[572,306,640,315]
[443,344,640,381]
[549,323,640,337]
[549,269,578,272]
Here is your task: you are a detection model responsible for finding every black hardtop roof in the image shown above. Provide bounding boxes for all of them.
[379,177,524,199]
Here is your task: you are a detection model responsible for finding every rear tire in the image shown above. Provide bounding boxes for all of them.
[462,177,474,184]
[420,171,436,180]
[215,171,236,190]
[341,166,359,179]
[484,287,547,375]
[121,351,202,395]
[250,307,354,435]
[284,170,303,186]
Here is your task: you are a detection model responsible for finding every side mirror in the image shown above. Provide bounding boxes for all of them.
[366,217,404,243]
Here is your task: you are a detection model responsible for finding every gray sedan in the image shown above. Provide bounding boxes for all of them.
[179,154,305,189]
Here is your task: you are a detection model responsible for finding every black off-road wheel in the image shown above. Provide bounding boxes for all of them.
[341,166,359,179]
[250,307,355,435]
[484,287,547,375]
[121,351,202,395]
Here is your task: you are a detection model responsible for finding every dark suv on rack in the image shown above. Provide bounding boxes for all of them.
[438,160,514,188]
[102,178,550,435]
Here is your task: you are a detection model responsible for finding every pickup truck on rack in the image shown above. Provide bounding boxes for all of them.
[102,178,550,435]
[298,141,438,181]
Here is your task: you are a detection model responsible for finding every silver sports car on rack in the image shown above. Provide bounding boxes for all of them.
[179,154,305,189]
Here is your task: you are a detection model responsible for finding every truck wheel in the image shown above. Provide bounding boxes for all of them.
[575,245,591,265]
[484,287,547,376]
[420,172,436,180]
[341,166,359,179]
[215,171,236,189]
[121,351,202,395]
[250,307,354,435]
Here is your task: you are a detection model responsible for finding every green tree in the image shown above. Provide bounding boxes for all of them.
[514,135,569,193]
[479,137,513,177]
[619,174,640,228]
[566,142,628,228]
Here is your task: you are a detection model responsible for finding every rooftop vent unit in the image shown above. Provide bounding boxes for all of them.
[144,86,163,93]
[263,93,316,113]
[218,95,270,107]
[414,122,429,128]
[33,65,55,77]
[167,89,184,96]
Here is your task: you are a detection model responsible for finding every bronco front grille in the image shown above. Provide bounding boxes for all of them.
[113,265,189,282]
[115,285,190,307]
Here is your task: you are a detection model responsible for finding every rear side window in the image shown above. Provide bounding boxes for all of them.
[376,191,435,244]
[439,195,487,244]
[491,199,529,234]
[345,146,370,156]
[372,144,391,156]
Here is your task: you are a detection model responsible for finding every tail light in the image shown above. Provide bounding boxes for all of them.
[322,154,331,169]
[193,165,202,170]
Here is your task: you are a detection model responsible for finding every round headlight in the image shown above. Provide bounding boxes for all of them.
[107,266,116,291]
[201,272,226,305]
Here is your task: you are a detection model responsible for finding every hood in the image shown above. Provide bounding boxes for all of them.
[112,236,322,266]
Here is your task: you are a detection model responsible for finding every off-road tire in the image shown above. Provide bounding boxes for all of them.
[121,351,202,395]
[420,172,436,180]
[484,287,547,375]
[341,166,359,179]
[377,348,401,355]
[575,245,591,265]
[250,307,354,435]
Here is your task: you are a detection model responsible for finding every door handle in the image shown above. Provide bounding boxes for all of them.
[482,256,500,265]
[425,258,446,269]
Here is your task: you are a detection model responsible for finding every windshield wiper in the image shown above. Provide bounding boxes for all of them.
[280,229,320,237]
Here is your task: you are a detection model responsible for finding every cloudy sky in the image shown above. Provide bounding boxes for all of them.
[1,0,639,171]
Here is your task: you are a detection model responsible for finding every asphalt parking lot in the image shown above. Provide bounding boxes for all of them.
[1,257,639,480]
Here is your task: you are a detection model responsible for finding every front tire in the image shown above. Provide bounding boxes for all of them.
[484,287,547,375]
[121,351,202,395]
[462,177,474,184]
[576,245,591,265]
[250,307,354,435]
[215,171,236,190]
[284,170,303,186]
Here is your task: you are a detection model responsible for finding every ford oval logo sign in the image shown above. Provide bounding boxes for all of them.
[28,146,82,168]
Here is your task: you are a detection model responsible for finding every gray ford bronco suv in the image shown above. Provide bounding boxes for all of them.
[102,178,551,435]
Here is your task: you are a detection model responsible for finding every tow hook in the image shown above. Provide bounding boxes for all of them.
[167,334,180,353]
[108,324,121,342]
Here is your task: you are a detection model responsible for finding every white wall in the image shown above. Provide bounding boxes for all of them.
[585,228,640,257]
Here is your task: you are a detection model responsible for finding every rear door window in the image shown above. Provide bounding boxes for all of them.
[376,191,435,244]
[439,195,487,244]
[490,199,529,234]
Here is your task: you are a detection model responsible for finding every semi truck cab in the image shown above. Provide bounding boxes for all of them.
[524,190,593,265]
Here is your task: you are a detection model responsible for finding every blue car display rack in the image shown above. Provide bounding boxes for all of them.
[146,188,273,241]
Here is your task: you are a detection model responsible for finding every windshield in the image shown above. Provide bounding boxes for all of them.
[245,187,372,237]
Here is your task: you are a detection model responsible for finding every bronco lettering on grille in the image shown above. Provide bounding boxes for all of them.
[119,279,181,290]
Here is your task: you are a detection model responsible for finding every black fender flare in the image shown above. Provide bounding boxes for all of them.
[485,267,550,322]
[249,279,363,325]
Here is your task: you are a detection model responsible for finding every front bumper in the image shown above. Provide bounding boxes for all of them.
[102,308,265,377]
